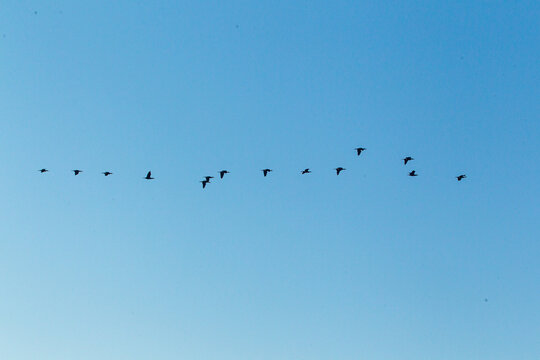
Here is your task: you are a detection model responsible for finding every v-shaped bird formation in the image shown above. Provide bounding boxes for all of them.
[37,147,467,189]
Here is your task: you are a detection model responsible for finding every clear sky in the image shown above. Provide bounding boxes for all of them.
[1,1,539,359]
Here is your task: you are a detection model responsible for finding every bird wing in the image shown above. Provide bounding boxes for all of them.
[147,171,151,178]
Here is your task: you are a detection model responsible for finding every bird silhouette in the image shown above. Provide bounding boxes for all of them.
[73,170,82,176]
[200,180,209,189]
[219,170,229,179]
[403,156,414,165]
[204,176,214,182]
[335,167,346,175]
[39,168,48,173]
[355,147,366,156]
[102,171,113,176]
[409,170,418,176]
[456,174,467,181]
[144,171,154,180]
[262,169,272,177]
[301,168,311,174]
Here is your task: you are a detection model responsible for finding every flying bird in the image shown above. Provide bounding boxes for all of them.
[355,147,366,156]
[456,174,467,181]
[73,170,83,176]
[335,167,346,175]
[102,171,113,176]
[403,156,414,165]
[144,171,154,180]
[409,170,418,176]
[301,168,311,174]
[204,176,214,182]
[219,170,229,179]
[200,180,209,189]
[262,169,272,177]
[39,168,48,173]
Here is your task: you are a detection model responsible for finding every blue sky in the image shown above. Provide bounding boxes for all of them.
[1,1,539,359]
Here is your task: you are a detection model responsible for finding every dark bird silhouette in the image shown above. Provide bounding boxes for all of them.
[200,180,209,189]
[301,168,311,174]
[456,174,467,181]
[73,170,82,176]
[335,167,346,175]
[219,170,229,179]
[144,171,154,180]
[204,176,214,182]
[102,171,113,176]
[355,147,366,156]
[262,169,272,177]
[409,170,418,176]
[39,168,48,173]
[403,156,414,165]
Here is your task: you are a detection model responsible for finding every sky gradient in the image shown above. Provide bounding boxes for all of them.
[1,1,539,359]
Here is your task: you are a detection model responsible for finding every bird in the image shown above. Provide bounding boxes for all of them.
[38,168,48,173]
[204,176,214,182]
[301,168,311,174]
[409,170,418,176]
[403,156,414,165]
[219,170,230,179]
[102,171,113,176]
[262,169,272,177]
[144,171,154,180]
[355,147,366,156]
[200,180,209,189]
[73,170,82,176]
[335,167,345,175]
[456,174,467,181]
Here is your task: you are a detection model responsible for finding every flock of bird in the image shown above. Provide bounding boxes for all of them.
[37,147,467,188]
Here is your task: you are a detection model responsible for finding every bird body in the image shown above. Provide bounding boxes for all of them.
[403,156,414,165]
[409,170,417,176]
[73,170,82,175]
[355,147,366,156]
[219,170,230,179]
[102,171,113,176]
[335,167,346,175]
[204,176,214,182]
[144,171,154,180]
[39,168,48,173]
[262,169,272,177]
[457,174,467,181]
[301,168,311,174]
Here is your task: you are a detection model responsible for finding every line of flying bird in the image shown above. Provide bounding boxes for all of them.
[36,147,467,188]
